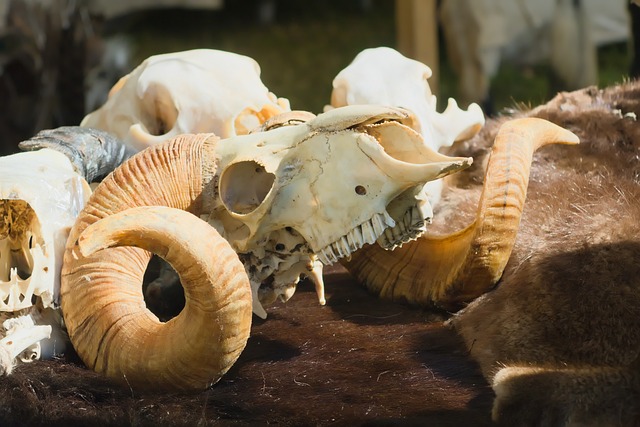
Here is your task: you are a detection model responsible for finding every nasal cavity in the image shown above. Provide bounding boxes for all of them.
[219,161,275,215]
[141,83,178,136]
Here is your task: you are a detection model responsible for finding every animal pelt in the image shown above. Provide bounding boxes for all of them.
[0,267,493,427]
[440,81,640,425]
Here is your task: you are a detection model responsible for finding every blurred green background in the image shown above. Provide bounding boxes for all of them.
[109,0,632,114]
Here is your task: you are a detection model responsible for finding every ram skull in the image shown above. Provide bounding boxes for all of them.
[60,105,472,391]
[0,148,91,373]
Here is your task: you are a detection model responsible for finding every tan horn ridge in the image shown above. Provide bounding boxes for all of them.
[61,133,253,391]
[74,206,251,391]
[343,118,579,310]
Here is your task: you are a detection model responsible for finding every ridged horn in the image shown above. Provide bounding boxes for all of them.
[343,118,579,309]
[19,126,136,182]
[61,133,253,391]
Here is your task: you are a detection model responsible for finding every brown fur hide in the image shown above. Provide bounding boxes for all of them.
[0,266,492,426]
[3,81,640,426]
[444,82,640,425]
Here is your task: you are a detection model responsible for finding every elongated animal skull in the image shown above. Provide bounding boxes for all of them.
[0,148,91,371]
[61,105,472,390]
[328,47,486,205]
[81,49,291,151]
[206,106,471,317]
[0,149,91,311]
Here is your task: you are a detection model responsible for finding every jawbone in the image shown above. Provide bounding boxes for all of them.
[244,202,432,319]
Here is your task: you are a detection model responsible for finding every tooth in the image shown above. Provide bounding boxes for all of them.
[382,210,396,228]
[397,218,406,233]
[383,227,394,243]
[250,280,268,319]
[279,285,297,302]
[361,221,377,245]
[317,251,330,265]
[330,242,341,259]
[333,241,345,259]
[307,259,326,305]
[377,232,392,250]
[322,246,338,265]
[340,236,352,255]
[347,228,362,250]
[418,199,434,222]
[371,213,387,236]
[409,206,425,229]
[334,241,341,258]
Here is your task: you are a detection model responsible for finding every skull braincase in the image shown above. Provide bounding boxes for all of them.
[81,49,291,152]
[0,149,91,311]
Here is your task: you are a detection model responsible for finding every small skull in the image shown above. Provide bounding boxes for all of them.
[0,148,90,372]
[0,149,91,311]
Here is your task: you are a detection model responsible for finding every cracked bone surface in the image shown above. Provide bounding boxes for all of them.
[62,105,471,390]
[81,48,291,152]
[208,105,472,318]
[327,47,486,205]
[0,149,91,373]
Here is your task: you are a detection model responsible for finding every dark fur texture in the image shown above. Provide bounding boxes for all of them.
[0,267,492,426]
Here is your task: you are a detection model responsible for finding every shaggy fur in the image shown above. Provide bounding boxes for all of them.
[3,82,640,425]
[0,267,492,426]
[444,82,640,425]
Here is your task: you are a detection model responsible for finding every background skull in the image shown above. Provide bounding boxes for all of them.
[81,49,291,151]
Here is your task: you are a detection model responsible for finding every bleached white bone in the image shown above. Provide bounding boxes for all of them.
[201,105,471,316]
[81,49,291,152]
[0,148,90,373]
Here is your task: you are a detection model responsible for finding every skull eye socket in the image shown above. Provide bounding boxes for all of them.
[219,161,275,215]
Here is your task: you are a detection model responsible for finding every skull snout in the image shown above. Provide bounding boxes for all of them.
[0,200,46,309]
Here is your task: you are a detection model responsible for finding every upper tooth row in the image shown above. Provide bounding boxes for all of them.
[377,206,427,250]
[317,211,395,265]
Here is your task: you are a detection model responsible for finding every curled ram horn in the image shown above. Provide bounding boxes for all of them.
[61,133,254,391]
[72,206,253,391]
